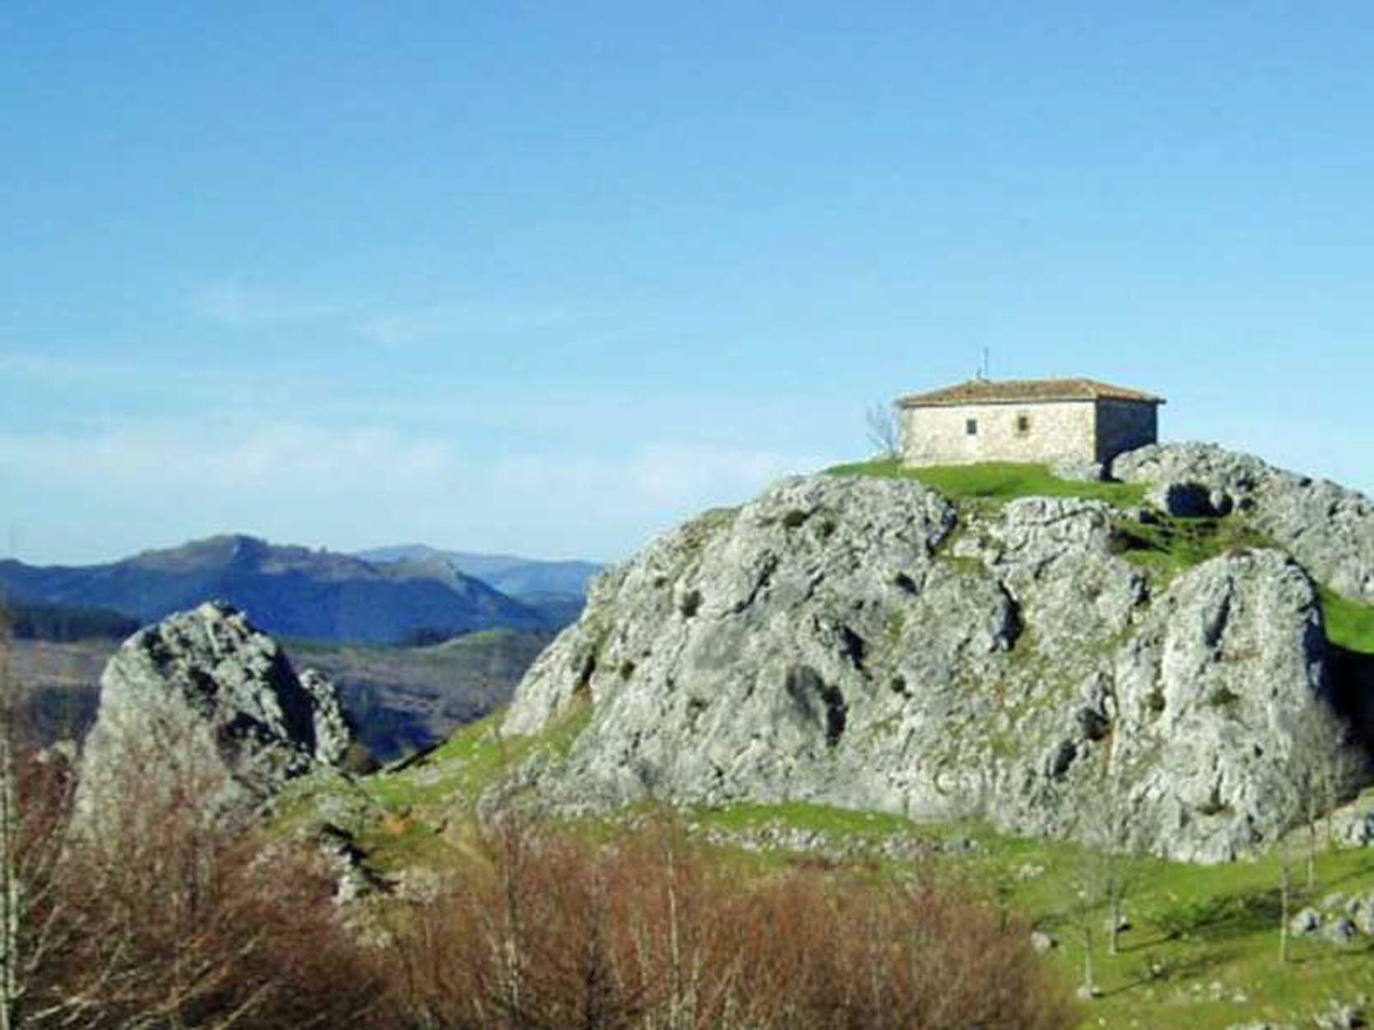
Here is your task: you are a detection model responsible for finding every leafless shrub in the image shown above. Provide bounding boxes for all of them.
[0,620,378,1030]
[382,815,1076,1030]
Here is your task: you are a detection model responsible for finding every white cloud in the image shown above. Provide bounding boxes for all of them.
[0,419,836,564]
[486,443,821,513]
[0,421,461,494]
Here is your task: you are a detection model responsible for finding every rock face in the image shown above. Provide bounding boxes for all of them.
[77,601,351,828]
[1113,443,1374,604]
[503,458,1373,863]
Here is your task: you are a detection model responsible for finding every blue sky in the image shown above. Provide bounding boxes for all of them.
[4,2,1374,564]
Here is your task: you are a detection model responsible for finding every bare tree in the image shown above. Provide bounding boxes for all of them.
[1063,733,1159,999]
[1296,704,1361,890]
[0,615,84,1030]
[865,402,902,461]
[1274,699,1364,963]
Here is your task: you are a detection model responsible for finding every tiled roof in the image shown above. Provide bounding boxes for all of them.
[897,377,1165,407]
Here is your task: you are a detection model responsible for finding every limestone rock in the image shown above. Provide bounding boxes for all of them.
[1347,895,1374,935]
[1113,443,1374,604]
[1322,917,1358,945]
[1029,930,1057,953]
[316,824,387,904]
[501,472,1361,862]
[1290,907,1322,936]
[1314,1000,1368,1030]
[77,601,352,828]
[300,667,352,766]
[1051,456,1104,483]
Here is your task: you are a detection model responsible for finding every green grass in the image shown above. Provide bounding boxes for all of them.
[352,696,593,867]
[668,801,1374,1029]
[1319,587,1374,654]
[1107,515,1276,582]
[827,458,1147,507]
[1105,518,1374,657]
[996,837,1374,1029]
[691,800,919,839]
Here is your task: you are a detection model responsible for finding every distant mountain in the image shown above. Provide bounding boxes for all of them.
[359,544,602,597]
[0,534,549,645]
[288,628,555,760]
[358,544,602,628]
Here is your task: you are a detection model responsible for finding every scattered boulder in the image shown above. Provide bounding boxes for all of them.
[1290,907,1323,937]
[316,824,388,904]
[1029,930,1057,953]
[1051,456,1103,483]
[76,601,353,831]
[1330,800,1374,846]
[1314,1000,1368,1030]
[1348,895,1374,935]
[1322,917,1359,945]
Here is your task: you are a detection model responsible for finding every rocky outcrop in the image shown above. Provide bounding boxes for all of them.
[76,601,352,828]
[1114,443,1374,604]
[502,463,1372,863]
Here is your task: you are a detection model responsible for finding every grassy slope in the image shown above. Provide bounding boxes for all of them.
[333,704,1374,1027]
[346,698,592,868]
[680,802,1374,1029]
[328,764,1374,1029]
[1321,587,1374,653]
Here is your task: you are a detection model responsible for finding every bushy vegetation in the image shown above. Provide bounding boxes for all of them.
[0,739,380,1028]
[378,815,1076,1030]
[4,749,1075,1028]
[826,459,1147,507]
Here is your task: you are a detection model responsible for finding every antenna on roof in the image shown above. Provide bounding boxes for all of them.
[975,347,990,381]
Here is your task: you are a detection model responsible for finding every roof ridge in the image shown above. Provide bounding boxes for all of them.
[897,376,1164,407]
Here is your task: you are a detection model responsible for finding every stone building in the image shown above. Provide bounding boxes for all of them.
[897,377,1164,468]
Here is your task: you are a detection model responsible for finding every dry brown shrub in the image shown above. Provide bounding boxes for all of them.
[11,740,380,1029]
[381,814,1077,1030]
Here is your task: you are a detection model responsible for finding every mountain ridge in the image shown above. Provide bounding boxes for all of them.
[0,533,550,645]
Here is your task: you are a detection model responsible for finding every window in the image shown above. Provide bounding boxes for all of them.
[1016,413,1031,436]
[965,418,978,436]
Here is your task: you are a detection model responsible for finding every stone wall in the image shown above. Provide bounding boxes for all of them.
[1095,399,1158,464]
[900,398,1159,467]
[900,399,1097,466]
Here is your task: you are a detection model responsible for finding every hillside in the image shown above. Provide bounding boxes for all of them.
[359,543,601,628]
[0,534,549,645]
[286,628,553,759]
[496,443,1374,863]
